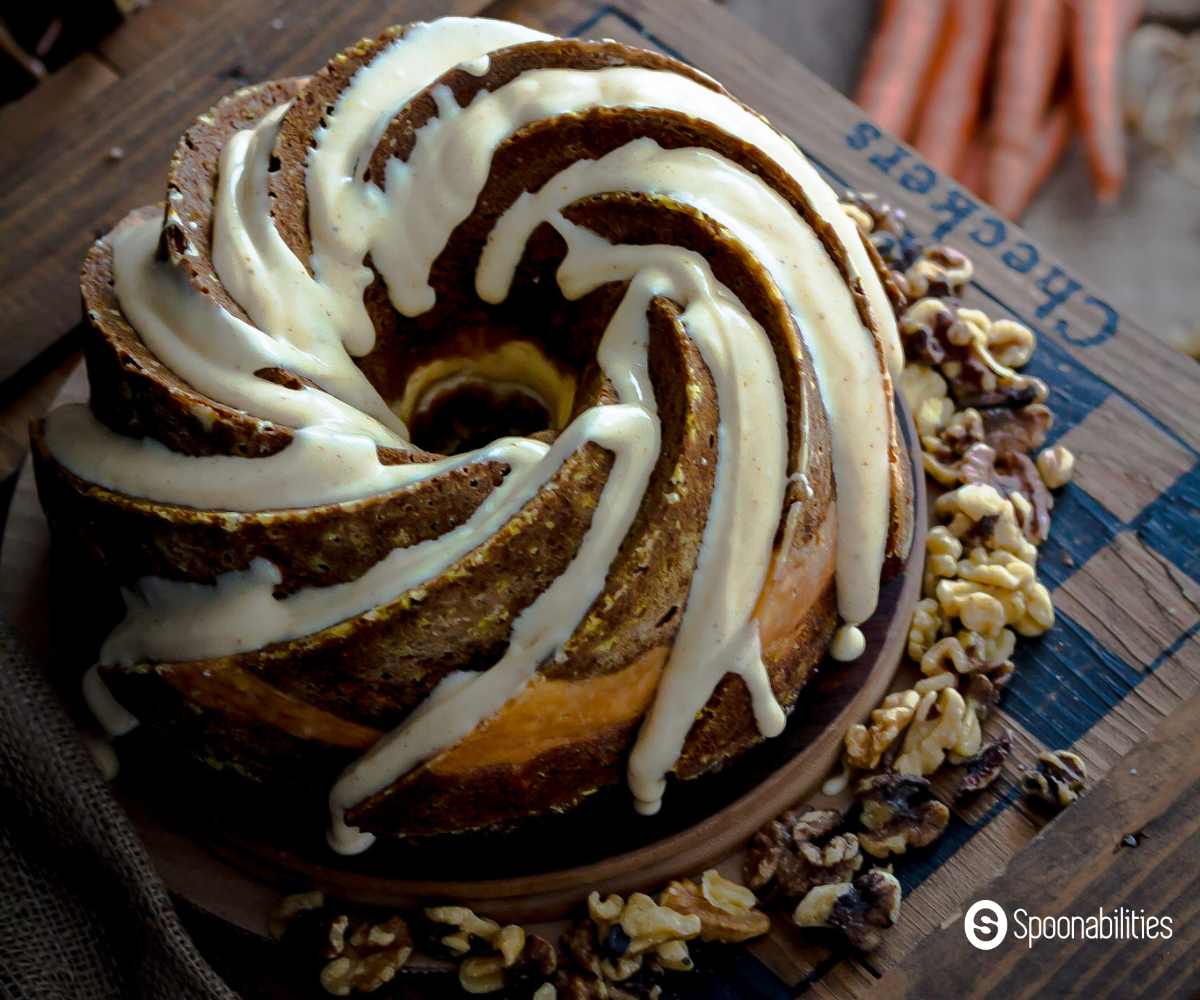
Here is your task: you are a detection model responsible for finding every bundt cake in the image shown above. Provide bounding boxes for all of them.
[32,16,912,853]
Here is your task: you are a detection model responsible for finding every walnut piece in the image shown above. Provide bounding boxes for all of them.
[424,904,502,957]
[936,482,1039,568]
[894,685,982,776]
[955,731,1013,797]
[855,773,950,857]
[922,407,986,486]
[1037,444,1076,489]
[981,401,1053,455]
[984,317,1036,369]
[459,931,557,995]
[793,869,902,952]
[959,444,1054,543]
[920,629,1015,677]
[922,527,963,598]
[659,870,770,942]
[618,893,701,953]
[569,890,700,988]
[744,808,863,900]
[907,598,942,661]
[319,915,412,996]
[899,297,1042,415]
[1022,749,1088,809]
[562,888,699,998]
[904,245,974,299]
[844,690,921,770]
[925,483,1054,644]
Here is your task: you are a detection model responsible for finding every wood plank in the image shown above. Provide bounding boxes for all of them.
[876,692,1200,999]
[96,0,217,74]
[0,0,493,386]
[481,0,599,34]
[0,54,119,183]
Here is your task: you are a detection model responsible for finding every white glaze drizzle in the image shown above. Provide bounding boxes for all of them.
[82,664,139,737]
[47,17,905,848]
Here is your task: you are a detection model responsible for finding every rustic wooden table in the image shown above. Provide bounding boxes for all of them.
[1,1,1197,997]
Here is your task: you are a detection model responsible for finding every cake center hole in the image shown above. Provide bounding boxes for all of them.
[397,341,576,455]
[408,377,554,454]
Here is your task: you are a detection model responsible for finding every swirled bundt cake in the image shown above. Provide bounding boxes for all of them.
[33,17,912,851]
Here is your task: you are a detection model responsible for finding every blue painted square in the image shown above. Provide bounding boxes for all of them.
[1135,460,1200,582]
[1003,607,1142,749]
[1038,487,1123,588]
[1019,342,1112,446]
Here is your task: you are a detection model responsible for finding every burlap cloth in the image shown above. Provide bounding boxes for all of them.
[0,622,236,999]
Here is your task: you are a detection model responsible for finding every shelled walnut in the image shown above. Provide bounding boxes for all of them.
[424,905,502,957]
[955,731,1013,797]
[1037,444,1076,489]
[424,905,557,996]
[745,808,863,900]
[899,297,1042,413]
[936,483,1039,566]
[319,915,412,996]
[894,684,982,776]
[920,629,1015,677]
[844,691,921,770]
[903,246,974,299]
[792,869,902,952]
[1021,749,1088,809]
[855,773,950,857]
[557,890,700,997]
[907,598,942,661]
[459,930,557,995]
[659,870,770,942]
[959,445,1053,543]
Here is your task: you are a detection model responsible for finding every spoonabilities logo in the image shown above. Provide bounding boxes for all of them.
[964,899,1008,950]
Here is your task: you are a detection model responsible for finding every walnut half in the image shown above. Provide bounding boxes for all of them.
[792,869,903,952]
[659,870,770,943]
[319,916,412,996]
[855,773,950,858]
[955,731,1013,797]
[744,808,863,901]
[1021,749,1087,809]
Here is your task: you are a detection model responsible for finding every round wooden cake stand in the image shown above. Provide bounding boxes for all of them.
[1,366,925,930]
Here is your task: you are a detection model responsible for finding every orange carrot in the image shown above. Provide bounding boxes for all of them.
[855,0,950,138]
[986,0,1068,210]
[913,0,1000,173]
[1070,0,1143,203]
[997,101,1073,219]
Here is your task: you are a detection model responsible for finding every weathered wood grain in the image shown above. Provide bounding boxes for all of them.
[95,0,217,75]
[0,55,119,184]
[0,0,492,384]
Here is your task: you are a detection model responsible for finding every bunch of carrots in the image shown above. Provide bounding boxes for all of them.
[855,0,1144,219]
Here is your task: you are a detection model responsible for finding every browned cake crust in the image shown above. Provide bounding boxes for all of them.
[33,32,912,838]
